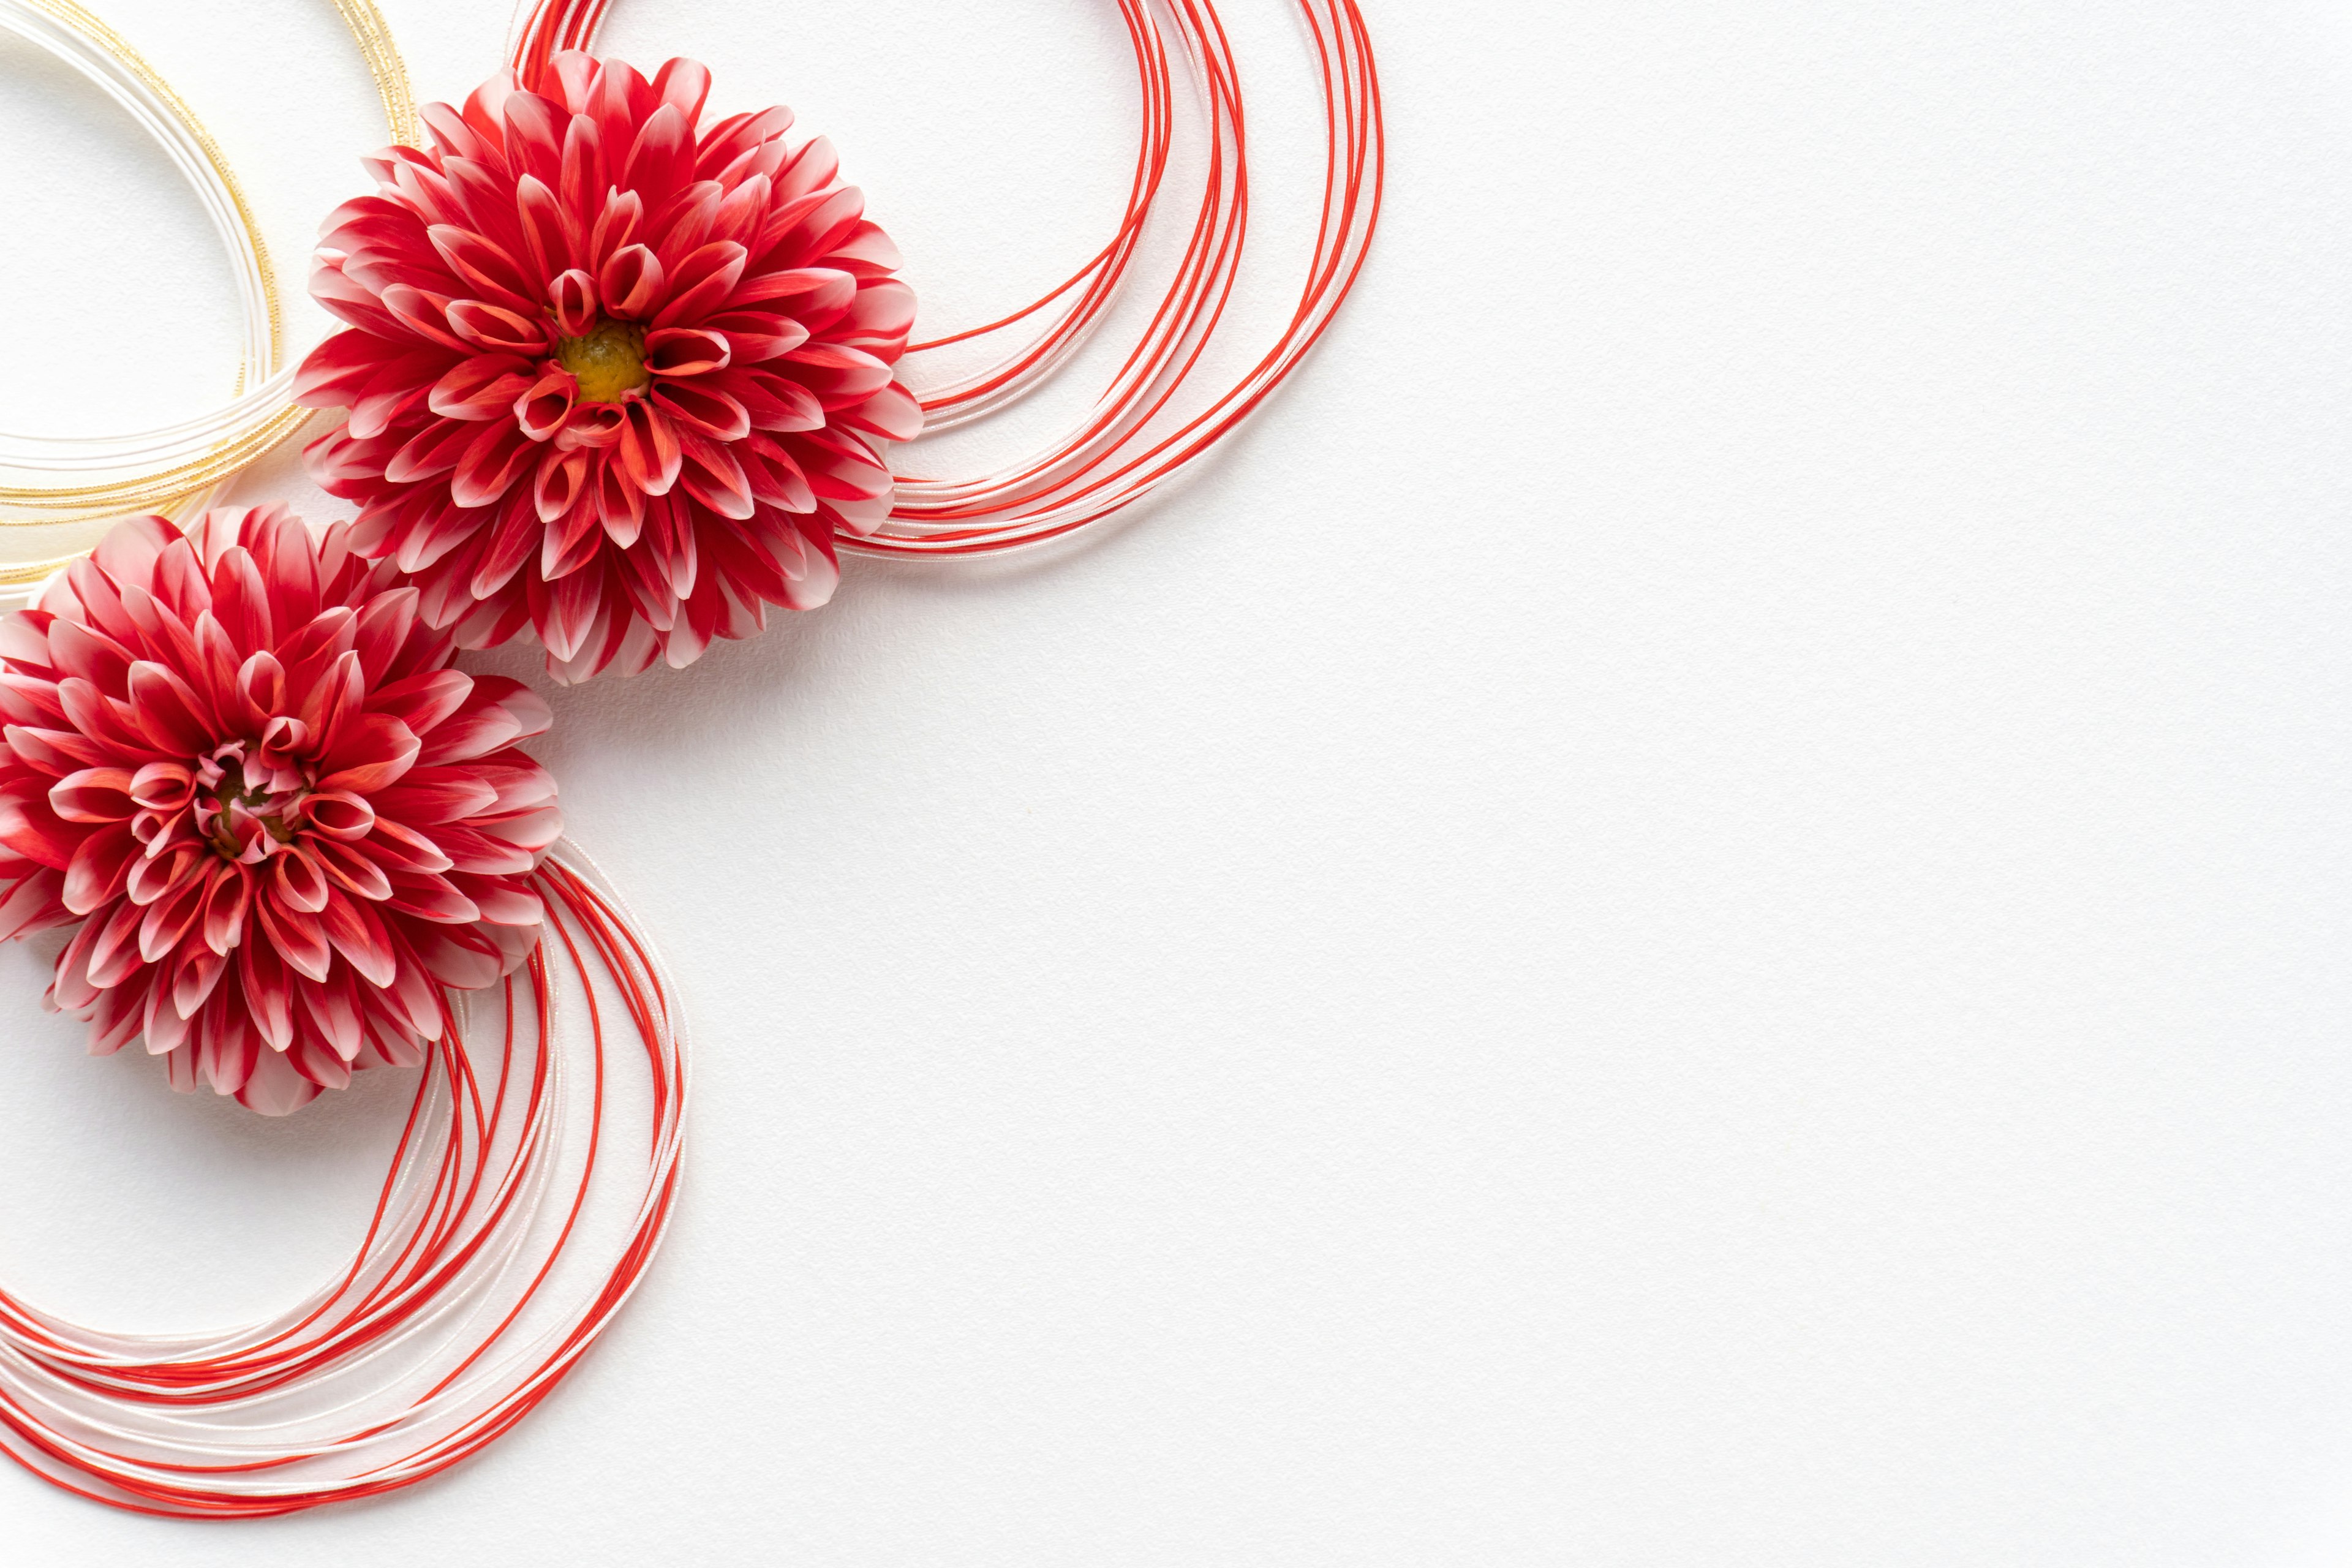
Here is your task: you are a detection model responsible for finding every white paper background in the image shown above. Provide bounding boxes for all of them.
[5,0,2352,1561]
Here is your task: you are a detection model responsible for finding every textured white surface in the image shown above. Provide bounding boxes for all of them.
[5,0,2352,1561]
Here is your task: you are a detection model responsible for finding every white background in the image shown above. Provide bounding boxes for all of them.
[4,0,2352,1562]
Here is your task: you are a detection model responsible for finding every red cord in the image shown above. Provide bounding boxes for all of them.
[509,0,1385,554]
[0,854,685,1517]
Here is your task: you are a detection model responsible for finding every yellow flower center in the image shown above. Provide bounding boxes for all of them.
[556,320,652,404]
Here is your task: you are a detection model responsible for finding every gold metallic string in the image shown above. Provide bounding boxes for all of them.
[0,0,416,582]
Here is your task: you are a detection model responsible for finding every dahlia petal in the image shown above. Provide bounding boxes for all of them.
[352,586,426,687]
[459,67,521,145]
[202,864,252,956]
[411,924,503,988]
[288,1035,353,1091]
[651,240,748,328]
[85,897,151,990]
[617,402,682,496]
[694,105,792,182]
[655,180,725,260]
[623,102,695,211]
[318,713,423,794]
[0,870,68,943]
[652,56,712,124]
[782,341,897,407]
[447,299,552,355]
[142,983,190,1061]
[312,837,393,902]
[203,1019,258,1096]
[380,284,473,353]
[453,875,544,927]
[270,846,332,916]
[471,495,543,600]
[519,374,579,443]
[297,970,367,1061]
[540,502,606,581]
[383,872,479,925]
[701,309,809,363]
[474,800,564,851]
[366,819,457,875]
[45,617,135,690]
[385,416,480,484]
[772,135,842,206]
[516,174,578,281]
[88,976,148,1055]
[256,895,333,982]
[61,821,135,915]
[839,278,920,349]
[138,870,208,963]
[731,370,826,433]
[320,888,397,987]
[557,401,628,451]
[594,458,646,547]
[451,423,537,508]
[382,948,446,1041]
[418,99,493,164]
[558,108,609,218]
[430,353,538,421]
[742,435,817,512]
[655,382,750,442]
[643,326,730,377]
[728,265,854,315]
[294,329,407,406]
[537,565,604,664]
[48,913,104,1012]
[677,437,756,521]
[372,667,473,736]
[127,761,194,812]
[124,843,199,907]
[349,349,451,439]
[549,267,600,337]
[239,935,296,1054]
[235,1046,318,1115]
[428,224,535,309]
[49,768,135,824]
[372,774,499,827]
[4,725,78,775]
[764,184,865,263]
[829,218,907,277]
[835,380,925,443]
[589,189,647,274]
[173,938,227,1018]
[598,243,666,319]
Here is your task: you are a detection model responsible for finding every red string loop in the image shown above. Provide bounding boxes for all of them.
[510,0,1386,555]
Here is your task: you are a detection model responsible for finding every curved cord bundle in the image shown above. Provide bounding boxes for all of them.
[0,0,1384,1518]
[0,0,416,556]
[508,0,1386,556]
[0,851,685,1517]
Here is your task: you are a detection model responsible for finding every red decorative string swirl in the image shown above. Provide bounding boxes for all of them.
[0,851,685,1517]
[510,0,1387,556]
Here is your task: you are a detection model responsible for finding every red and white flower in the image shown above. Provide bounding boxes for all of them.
[297,53,920,682]
[0,509,560,1115]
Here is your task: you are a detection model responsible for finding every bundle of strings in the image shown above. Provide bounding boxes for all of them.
[0,854,684,1517]
[511,0,1386,556]
[0,0,1384,1518]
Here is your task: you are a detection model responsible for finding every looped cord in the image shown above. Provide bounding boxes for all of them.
[507,0,1386,557]
[0,0,417,570]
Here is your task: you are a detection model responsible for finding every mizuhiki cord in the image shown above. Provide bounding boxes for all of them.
[0,849,685,1517]
[507,0,1387,557]
[0,0,416,548]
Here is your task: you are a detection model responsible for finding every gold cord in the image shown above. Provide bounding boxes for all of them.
[0,0,416,583]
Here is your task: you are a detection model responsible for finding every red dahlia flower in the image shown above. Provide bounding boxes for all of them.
[0,510,560,1115]
[296,53,921,682]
